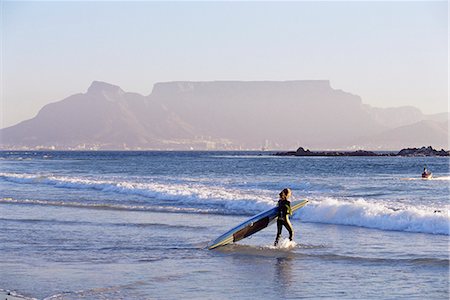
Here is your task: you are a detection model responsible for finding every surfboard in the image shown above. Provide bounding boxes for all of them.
[208,200,309,250]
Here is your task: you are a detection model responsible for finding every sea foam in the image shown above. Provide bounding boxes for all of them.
[1,172,448,235]
[298,198,449,235]
[0,172,274,213]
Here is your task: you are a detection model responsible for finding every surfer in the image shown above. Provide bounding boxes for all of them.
[274,188,294,246]
[422,166,432,179]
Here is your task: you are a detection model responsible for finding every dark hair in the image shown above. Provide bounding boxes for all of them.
[279,188,292,200]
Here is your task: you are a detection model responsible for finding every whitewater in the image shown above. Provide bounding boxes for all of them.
[0,151,448,299]
[1,171,448,235]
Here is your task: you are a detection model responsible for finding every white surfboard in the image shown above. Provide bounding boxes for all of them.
[208,200,309,250]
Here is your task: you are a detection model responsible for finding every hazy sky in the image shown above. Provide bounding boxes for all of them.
[1,1,448,128]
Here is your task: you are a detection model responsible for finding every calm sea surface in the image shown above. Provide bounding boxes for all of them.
[0,151,449,299]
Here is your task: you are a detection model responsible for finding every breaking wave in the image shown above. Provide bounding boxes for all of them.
[0,172,274,214]
[1,172,448,235]
[298,198,449,235]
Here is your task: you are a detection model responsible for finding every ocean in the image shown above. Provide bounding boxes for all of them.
[0,151,448,299]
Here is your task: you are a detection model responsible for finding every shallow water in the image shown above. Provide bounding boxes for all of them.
[0,151,448,299]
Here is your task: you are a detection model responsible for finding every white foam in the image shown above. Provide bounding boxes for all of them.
[267,238,297,250]
[400,176,450,181]
[298,198,450,235]
[1,172,448,235]
[278,238,297,249]
[0,172,274,214]
[431,176,450,181]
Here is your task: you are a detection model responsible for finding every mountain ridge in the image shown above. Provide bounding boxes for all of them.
[1,80,448,150]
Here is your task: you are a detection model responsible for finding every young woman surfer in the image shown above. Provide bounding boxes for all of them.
[274,188,294,246]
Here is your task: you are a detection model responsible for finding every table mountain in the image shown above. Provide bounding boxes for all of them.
[1,80,447,150]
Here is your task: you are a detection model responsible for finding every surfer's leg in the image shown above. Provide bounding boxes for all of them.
[285,217,294,241]
[274,219,283,246]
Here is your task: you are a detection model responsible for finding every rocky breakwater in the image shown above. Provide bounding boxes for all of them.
[275,146,449,157]
[396,146,449,157]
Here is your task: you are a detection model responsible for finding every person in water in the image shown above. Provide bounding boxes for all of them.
[274,188,294,246]
[422,166,432,178]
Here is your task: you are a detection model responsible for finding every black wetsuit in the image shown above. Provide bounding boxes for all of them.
[274,199,294,246]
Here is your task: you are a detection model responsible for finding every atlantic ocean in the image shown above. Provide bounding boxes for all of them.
[1,151,448,299]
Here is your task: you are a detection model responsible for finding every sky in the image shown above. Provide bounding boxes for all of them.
[1,1,448,128]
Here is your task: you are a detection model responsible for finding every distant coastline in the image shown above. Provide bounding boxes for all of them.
[275,146,450,157]
[0,146,449,156]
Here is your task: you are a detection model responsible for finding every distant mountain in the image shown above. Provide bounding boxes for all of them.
[1,80,448,150]
[0,81,196,149]
[354,120,449,150]
[363,106,424,129]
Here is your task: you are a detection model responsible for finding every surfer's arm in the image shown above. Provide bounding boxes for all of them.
[286,203,292,216]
